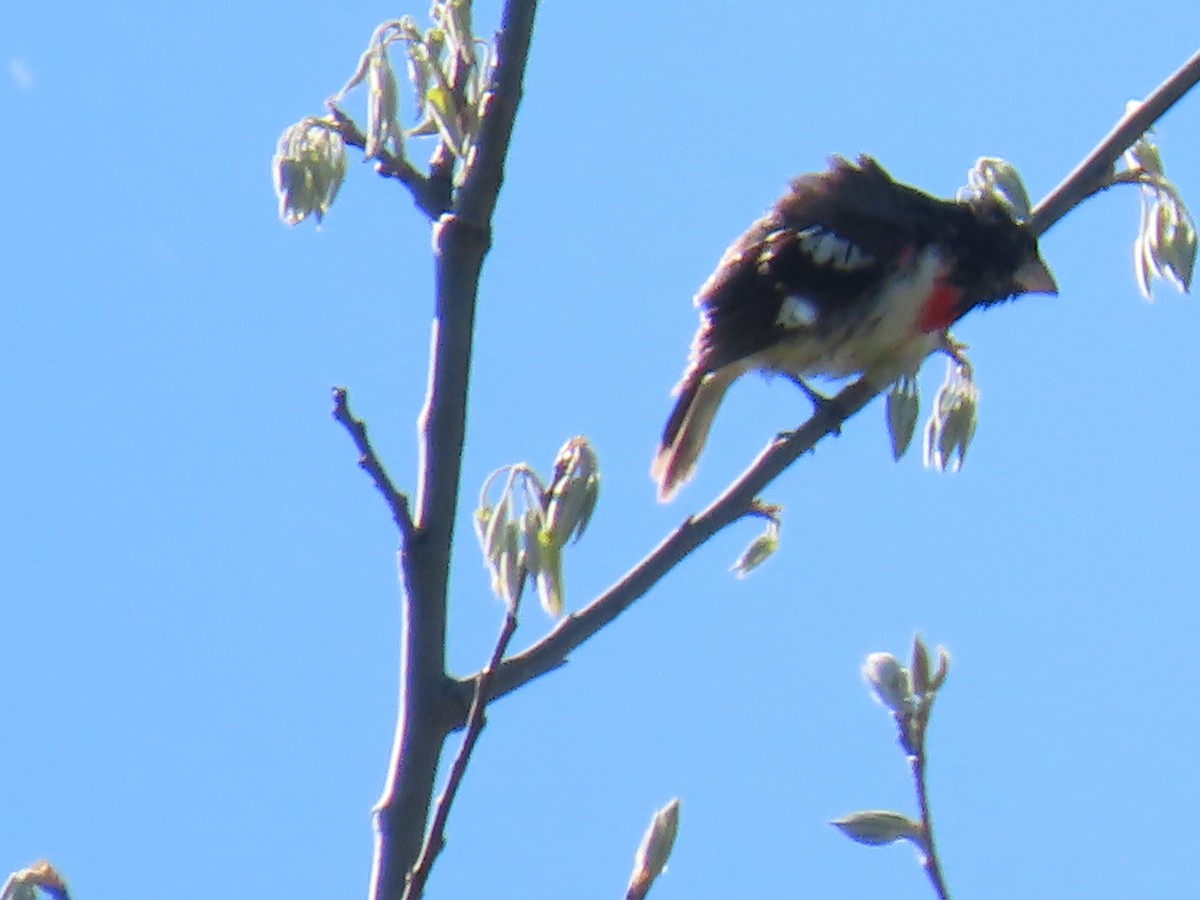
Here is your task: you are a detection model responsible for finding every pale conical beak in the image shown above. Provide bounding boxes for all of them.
[1014,255,1058,295]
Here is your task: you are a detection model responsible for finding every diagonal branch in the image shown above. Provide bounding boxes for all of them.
[326,104,453,220]
[473,387,869,708]
[453,48,1200,716]
[1029,47,1200,237]
[332,387,415,540]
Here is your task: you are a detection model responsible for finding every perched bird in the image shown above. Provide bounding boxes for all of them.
[652,155,1057,501]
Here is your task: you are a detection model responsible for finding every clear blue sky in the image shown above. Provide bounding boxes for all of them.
[4,3,1199,899]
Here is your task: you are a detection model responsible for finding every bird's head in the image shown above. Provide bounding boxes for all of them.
[949,199,1057,311]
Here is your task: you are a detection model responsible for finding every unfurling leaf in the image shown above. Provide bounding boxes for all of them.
[543,437,601,546]
[831,810,922,847]
[730,503,782,579]
[271,119,347,226]
[1123,119,1197,299]
[959,157,1032,222]
[534,537,565,618]
[911,634,931,697]
[924,361,979,473]
[886,375,920,460]
[928,645,952,693]
[730,530,778,579]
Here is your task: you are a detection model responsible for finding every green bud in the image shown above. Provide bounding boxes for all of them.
[961,157,1032,222]
[1156,197,1197,292]
[534,537,565,618]
[862,652,914,715]
[481,493,511,566]
[928,646,952,693]
[910,634,931,697]
[365,48,402,160]
[497,519,523,609]
[626,799,681,900]
[730,525,779,579]
[518,506,543,576]
[924,364,979,473]
[1123,115,1165,178]
[831,810,922,847]
[271,119,347,226]
[543,437,601,547]
[886,375,920,460]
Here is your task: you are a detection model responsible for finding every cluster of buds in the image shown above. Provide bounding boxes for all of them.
[831,637,950,851]
[332,3,491,168]
[1122,110,1197,298]
[923,358,979,473]
[861,635,950,757]
[886,354,980,473]
[474,437,601,617]
[958,156,1034,222]
[271,118,347,226]
[273,2,493,226]
[2,861,70,900]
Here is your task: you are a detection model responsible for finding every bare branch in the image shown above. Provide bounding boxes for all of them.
[331,388,415,540]
[403,605,520,900]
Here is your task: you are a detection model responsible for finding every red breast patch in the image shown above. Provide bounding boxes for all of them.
[917,281,963,332]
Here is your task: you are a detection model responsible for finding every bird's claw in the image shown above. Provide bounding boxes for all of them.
[783,374,845,434]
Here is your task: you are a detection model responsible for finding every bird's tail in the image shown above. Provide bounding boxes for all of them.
[651,367,737,502]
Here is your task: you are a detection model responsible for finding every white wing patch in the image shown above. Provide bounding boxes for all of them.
[776,294,819,329]
[795,225,875,272]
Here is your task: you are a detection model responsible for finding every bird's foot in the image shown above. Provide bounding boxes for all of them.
[783,374,844,434]
[937,332,973,377]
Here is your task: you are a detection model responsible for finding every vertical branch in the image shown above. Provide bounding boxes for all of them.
[403,604,521,900]
[911,737,951,900]
[369,4,541,900]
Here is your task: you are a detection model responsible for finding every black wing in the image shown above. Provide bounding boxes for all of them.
[689,156,946,376]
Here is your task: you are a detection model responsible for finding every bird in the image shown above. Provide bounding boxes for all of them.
[651,154,1057,502]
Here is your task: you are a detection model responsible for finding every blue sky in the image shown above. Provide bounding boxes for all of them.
[4,3,1200,899]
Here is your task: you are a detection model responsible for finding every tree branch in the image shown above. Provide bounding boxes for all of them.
[326,103,453,220]
[453,49,1200,716]
[368,3,540,900]
[912,736,951,900]
[1029,47,1200,237]
[477,392,868,707]
[332,387,416,540]
[403,604,520,900]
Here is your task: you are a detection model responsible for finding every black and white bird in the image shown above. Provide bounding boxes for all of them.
[652,155,1057,501]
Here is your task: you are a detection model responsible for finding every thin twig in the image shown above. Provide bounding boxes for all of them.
[403,604,520,900]
[326,104,453,220]
[452,51,1200,716]
[1029,47,1200,236]
[331,387,416,540]
[910,720,951,900]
